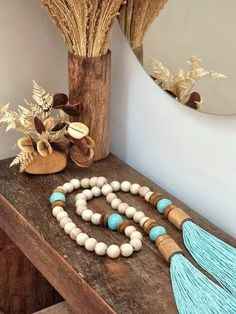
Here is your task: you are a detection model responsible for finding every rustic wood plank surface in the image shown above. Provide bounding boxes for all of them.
[0,230,62,314]
[0,155,235,314]
[34,302,73,314]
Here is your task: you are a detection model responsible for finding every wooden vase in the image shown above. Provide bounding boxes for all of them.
[68,51,111,161]
[25,151,67,175]
[133,45,143,65]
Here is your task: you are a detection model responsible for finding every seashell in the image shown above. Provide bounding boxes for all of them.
[18,137,35,153]
[37,140,53,157]
[68,122,89,140]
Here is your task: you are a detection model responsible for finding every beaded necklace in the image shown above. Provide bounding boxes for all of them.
[49,176,236,314]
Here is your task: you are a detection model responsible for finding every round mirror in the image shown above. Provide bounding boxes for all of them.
[118,0,236,115]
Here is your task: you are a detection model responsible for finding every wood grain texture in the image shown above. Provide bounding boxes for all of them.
[68,51,111,161]
[34,302,73,314]
[0,230,62,314]
[0,155,235,314]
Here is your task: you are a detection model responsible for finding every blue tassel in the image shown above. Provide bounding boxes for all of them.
[182,221,236,296]
[170,254,236,314]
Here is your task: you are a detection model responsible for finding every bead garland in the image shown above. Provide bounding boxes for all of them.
[50,177,183,261]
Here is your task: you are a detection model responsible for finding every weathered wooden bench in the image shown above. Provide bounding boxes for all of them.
[0,155,235,313]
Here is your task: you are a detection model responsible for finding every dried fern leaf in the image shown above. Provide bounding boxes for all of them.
[32,81,53,117]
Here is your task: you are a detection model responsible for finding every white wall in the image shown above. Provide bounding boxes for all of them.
[0,3,235,239]
[0,1,67,159]
[144,0,236,115]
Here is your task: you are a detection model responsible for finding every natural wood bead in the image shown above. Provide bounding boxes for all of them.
[95,242,107,256]
[155,234,183,263]
[120,243,133,257]
[111,198,122,209]
[139,216,149,228]
[107,245,120,259]
[85,238,97,251]
[70,179,80,189]
[64,222,76,235]
[91,186,101,197]
[82,209,93,222]
[91,213,102,225]
[146,222,160,234]
[110,181,120,192]
[60,217,72,229]
[103,214,109,227]
[143,219,156,233]
[130,238,142,251]
[139,186,150,197]
[124,226,136,237]
[130,183,141,195]
[51,201,66,209]
[52,206,64,217]
[106,193,117,204]
[54,187,66,194]
[101,184,113,196]
[118,220,132,234]
[167,207,192,230]
[96,176,107,188]
[90,177,98,187]
[63,182,74,193]
[80,178,90,188]
[100,213,109,227]
[125,206,136,218]
[164,205,176,218]
[117,203,129,214]
[120,181,131,192]
[145,191,153,202]
[149,192,163,207]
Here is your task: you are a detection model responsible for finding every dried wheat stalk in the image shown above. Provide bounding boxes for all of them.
[118,0,167,49]
[42,0,124,57]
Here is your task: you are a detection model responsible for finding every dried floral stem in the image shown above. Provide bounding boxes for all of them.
[42,0,124,57]
[118,0,167,49]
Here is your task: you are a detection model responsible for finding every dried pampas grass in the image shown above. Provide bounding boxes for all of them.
[118,0,167,49]
[42,0,125,57]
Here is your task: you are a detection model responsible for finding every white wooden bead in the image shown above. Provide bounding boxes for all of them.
[82,209,93,221]
[145,191,153,202]
[124,225,136,237]
[91,213,102,225]
[139,216,149,228]
[63,182,73,193]
[133,211,145,223]
[130,238,142,251]
[106,193,117,204]
[76,233,89,246]
[111,198,122,210]
[96,176,107,188]
[75,193,86,201]
[60,217,72,228]
[90,176,98,187]
[91,186,101,197]
[56,211,68,221]
[118,203,129,214]
[75,199,87,207]
[82,189,93,200]
[85,238,97,251]
[120,243,134,257]
[101,184,113,196]
[139,186,151,197]
[121,181,131,192]
[130,183,141,195]
[110,181,120,192]
[70,178,80,189]
[76,206,86,216]
[70,228,82,240]
[107,245,120,258]
[64,222,76,235]
[130,231,142,240]
[52,206,64,217]
[80,178,90,188]
[125,206,136,218]
[95,242,107,256]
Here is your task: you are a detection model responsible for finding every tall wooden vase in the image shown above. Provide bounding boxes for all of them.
[68,51,111,161]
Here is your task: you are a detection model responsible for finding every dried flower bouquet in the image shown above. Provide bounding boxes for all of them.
[0,82,94,174]
[151,56,226,110]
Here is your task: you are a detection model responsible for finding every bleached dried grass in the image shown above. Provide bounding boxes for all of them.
[42,0,124,57]
[118,0,167,49]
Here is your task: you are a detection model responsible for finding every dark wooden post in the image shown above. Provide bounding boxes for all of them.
[68,51,111,161]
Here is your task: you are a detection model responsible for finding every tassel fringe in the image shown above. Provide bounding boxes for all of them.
[170,254,236,314]
[182,221,236,296]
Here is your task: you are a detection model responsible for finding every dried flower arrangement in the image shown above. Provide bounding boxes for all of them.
[42,0,125,57]
[151,56,226,110]
[42,0,125,161]
[118,0,167,62]
[0,82,94,174]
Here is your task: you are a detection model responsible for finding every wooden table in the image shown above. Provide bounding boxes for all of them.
[0,155,235,314]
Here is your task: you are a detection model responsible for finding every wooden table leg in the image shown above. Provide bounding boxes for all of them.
[0,229,62,314]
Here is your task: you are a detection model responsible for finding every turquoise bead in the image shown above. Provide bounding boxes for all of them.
[50,192,66,204]
[157,198,172,213]
[108,213,123,231]
[149,226,166,241]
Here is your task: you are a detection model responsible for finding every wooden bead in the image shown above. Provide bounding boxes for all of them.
[56,211,68,221]
[149,192,163,207]
[120,243,133,257]
[95,242,107,256]
[139,186,150,197]
[70,228,82,240]
[53,187,66,194]
[167,207,192,230]
[130,231,142,240]
[145,191,153,202]
[106,193,117,204]
[133,211,145,223]
[70,179,80,189]
[82,209,93,222]
[52,206,64,217]
[164,204,176,218]
[120,181,131,192]
[107,245,120,258]
[76,206,86,216]
[75,199,87,207]
[64,222,76,235]
[90,177,98,187]
[96,176,107,188]
[91,186,101,197]
[63,182,74,193]
[155,234,183,263]
[139,216,149,228]
[82,189,93,200]
[76,233,89,246]
[146,222,160,234]
[124,226,136,237]
[130,183,141,195]
[111,198,122,209]
[91,213,101,225]
[143,219,156,233]
[75,193,86,201]
[117,203,129,214]
[101,184,113,196]
[118,220,132,233]
[80,178,90,188]
[110,181,120,192]
[85,238,97,251]
[130,238,142,251]
[60,217,72,228]
[51,201,65,209]
[125,206,136,218]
